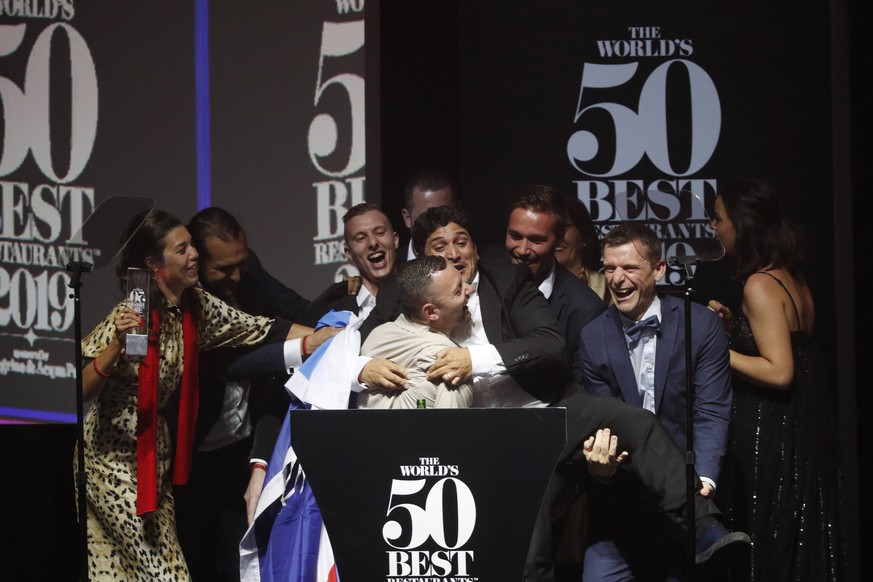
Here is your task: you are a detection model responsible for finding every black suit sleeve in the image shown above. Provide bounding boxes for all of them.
[483,265,571,403]
[561,284,606,385]
[248,377,291,462]
[238,250,311,322]
[359,275,402,342]
[297,282,350,327]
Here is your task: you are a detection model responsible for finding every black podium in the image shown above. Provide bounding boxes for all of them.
[291,407,566,581]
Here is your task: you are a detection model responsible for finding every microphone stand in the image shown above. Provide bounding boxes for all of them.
[67,260,93,582]
[668,254,700,582]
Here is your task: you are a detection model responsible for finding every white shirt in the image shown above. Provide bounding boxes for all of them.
[537,264,556,300]
[453,272,547,409]
[619,297,661,414]
[356,284,377,321]
[620,297,715,491]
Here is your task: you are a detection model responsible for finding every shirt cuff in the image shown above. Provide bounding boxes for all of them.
[700,476,716,491]
[350,356,372,393]
[467,343,506,376]
[283,338,303,371]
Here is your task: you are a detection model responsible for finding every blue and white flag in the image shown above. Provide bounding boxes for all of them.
[240,310,363,582]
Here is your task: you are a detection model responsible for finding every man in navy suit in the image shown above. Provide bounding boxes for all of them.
[360,204,748,582]
[577,222,733,581]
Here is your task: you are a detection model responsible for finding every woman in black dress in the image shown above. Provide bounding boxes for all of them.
[707,179,852,581]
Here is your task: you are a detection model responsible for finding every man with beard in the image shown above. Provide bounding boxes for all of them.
[503,184,606,384]
[174,207,336,581]
[501,185,607,579]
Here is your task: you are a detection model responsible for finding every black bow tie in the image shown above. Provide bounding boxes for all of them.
[625,315,660,346]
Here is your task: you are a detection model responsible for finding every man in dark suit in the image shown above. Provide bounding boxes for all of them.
[397,168,458,264]
[501,184,606,383]
[300,202,411,393]
[360,203,567,404]
[577,222,733,581]
[499,185,606,579]
[300,202,399,325]
[173,207,332,581]
[360,204,748,582]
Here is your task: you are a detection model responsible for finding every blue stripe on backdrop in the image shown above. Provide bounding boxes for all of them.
[0,406,77,424]
[195,0,211,210]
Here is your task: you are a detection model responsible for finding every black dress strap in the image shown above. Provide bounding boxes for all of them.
[754,271,801,329]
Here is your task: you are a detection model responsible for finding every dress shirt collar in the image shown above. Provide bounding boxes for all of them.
[537,263,557,300]
[469,271,480,294]
[357,284,376,320]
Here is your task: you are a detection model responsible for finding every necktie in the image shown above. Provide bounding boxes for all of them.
[625,314,660,347]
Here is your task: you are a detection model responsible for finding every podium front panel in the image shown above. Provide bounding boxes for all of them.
[290,407,566,582]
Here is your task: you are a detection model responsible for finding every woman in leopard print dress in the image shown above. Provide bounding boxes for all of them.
[76,209,303,580]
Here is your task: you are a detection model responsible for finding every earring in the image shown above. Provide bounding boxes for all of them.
[151,270,158,281]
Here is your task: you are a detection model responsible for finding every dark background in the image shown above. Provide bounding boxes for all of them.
[0,1,864,580]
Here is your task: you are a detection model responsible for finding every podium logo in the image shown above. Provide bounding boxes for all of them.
[383,457,477,580]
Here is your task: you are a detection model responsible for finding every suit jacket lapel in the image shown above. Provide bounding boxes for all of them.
[604,306,643,406]
[477,267,505,343]
[549,267,567,321]
[654,295,679,412]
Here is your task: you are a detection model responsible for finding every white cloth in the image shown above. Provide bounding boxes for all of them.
[619,297,661,413]
[199,380,252,451]
[453,273,546,409]
[285,313,365,410]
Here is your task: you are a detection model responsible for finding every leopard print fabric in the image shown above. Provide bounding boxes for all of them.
[74,288,274,580]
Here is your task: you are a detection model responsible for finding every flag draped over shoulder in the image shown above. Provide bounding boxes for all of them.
[240,310,362,582]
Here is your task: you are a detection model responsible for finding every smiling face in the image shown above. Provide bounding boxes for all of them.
[425,264,473,336]
[505,207,559,284]
[421,221,479,283]
[150,225,200,301]
[602,240,665,321]
[200,234,248,302]
[343,209,399,294]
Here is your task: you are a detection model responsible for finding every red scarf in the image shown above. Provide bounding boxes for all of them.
[135,297,199,516]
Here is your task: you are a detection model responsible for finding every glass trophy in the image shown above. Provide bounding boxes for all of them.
[125,268,150,358]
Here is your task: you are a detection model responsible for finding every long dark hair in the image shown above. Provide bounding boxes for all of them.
[565,194,602,271]
[115,208,198,322]
[719,179,804,279]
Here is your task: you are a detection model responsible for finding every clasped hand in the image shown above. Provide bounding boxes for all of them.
[358,358,411,391]
[426,347,472,386]
[305,325,342,353]
[583,428,629,479]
